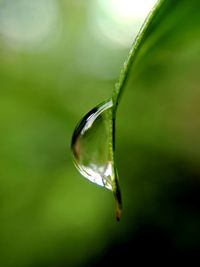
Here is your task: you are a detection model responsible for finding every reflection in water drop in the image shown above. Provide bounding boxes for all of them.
[71,99,122,220]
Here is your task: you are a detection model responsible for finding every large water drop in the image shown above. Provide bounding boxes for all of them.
[71,99,122,220]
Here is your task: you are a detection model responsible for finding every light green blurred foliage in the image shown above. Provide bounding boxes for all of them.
[0,0,200,266]
[0,1,131,266]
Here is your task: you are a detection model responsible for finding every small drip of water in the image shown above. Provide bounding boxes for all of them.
[71,99,122,221]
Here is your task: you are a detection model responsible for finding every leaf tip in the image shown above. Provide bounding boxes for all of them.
[115,202,122,222]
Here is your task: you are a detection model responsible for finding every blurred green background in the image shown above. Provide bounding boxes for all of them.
[0,0,200,266]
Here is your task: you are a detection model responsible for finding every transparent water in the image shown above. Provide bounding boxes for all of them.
[71,99,122,220]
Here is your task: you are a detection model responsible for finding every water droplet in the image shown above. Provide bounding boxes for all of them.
[71,99,122,220]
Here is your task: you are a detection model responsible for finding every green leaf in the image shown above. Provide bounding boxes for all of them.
[116,0,200,243]
[116,0,200,159]
[71,0,200,224]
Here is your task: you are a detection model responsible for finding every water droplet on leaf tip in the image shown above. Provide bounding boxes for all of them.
[71,98,122,220]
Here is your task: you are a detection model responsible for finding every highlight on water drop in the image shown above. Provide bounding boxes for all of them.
[71,98,122,221]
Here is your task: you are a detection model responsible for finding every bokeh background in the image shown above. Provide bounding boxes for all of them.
[0,0,199,266]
